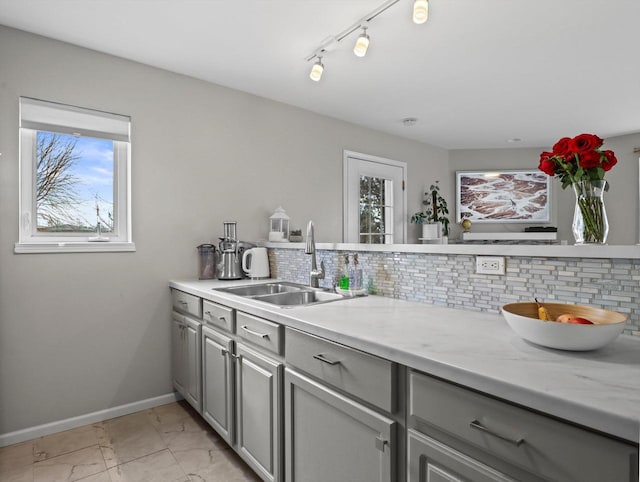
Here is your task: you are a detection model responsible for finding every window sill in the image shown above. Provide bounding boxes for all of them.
[14,241,136,254]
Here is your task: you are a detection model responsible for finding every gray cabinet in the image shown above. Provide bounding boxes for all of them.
[172,289,202,318]
[201,325,234,445]
[408,370,639,482]
[408,429,515,482]
[200,308,283,482]
[236,342,282,482]
[171,312,186,395]
[285,327,395,412]
[285,368,395,482]
[171,311,202,413]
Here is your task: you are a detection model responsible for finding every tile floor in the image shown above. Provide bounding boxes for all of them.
[0,401,261,482]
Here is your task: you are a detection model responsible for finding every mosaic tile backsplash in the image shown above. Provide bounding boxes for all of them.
[268,248,640,337]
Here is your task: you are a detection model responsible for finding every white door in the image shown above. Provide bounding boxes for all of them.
[344,151,406,244]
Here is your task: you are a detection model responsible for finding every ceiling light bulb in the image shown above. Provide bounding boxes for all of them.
[353,29,370,57]
[310,58,324,82]
[413,0,429,24]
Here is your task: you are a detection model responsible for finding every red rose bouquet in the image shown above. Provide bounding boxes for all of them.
[538,133,617,189]
[538,134,616,244]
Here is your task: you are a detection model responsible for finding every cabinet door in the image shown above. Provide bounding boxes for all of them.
[408,429,516,482]
[183,316,202,413]
[201,325,234,445]
[171,312,186,395]
[236,342,282,482]
[285,368,396,482]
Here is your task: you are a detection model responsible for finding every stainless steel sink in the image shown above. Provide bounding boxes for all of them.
[217,282,304,297]
[214,282,346,307]
[252,290,343,306]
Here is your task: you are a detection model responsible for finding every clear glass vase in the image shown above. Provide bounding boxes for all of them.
[572,180,609,244]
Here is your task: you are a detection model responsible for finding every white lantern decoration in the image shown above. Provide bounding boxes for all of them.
[269,206,290,242]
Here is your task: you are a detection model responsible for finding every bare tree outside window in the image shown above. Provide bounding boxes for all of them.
[36,133,82,230]
[36,132,114,233]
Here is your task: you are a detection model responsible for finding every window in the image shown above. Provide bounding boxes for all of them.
[343,151,407,244]
[16,97,134,253]
[359,175,394,244]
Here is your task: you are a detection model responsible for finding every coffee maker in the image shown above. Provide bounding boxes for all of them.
[217,221,253,280]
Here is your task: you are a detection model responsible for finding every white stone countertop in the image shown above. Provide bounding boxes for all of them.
[170,278,640,444]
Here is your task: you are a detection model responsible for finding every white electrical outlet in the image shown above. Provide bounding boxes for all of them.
[476,256,505,275]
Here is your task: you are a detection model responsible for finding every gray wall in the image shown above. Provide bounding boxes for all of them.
[0,26,447,434]
[449,134,640,245]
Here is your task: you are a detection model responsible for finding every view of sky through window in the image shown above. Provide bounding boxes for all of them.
[36,131,114,232]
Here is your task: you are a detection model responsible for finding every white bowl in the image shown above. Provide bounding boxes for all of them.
[501,302,626,351]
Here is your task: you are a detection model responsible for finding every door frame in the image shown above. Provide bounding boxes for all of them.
[343,150,407,244]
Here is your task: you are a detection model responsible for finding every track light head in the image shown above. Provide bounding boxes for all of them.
[310,57,324,81]
[353,28,370,57]
[413,0,428,24]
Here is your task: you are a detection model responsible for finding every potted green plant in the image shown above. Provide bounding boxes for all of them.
[411,181,450,241]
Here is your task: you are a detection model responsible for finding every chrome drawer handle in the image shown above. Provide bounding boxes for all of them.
[469,420,525,447]
[241,325,269,339]
[205,311,226,322]
[178,300,188,305]
[312,353,341,366]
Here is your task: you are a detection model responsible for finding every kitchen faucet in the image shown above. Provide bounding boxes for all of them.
[305,220,325,288]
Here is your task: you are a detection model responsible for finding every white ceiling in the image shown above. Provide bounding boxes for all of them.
[1,0,638,149]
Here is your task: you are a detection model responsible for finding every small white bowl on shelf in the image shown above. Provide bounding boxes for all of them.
[501,302,626,351]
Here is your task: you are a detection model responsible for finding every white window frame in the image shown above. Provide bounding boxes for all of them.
[15,98,134,253]
[343,150,407,244]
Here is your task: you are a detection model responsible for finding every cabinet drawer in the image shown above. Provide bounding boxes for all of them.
[409,371,638,482]
[236,311,282,355]
[203,300,235,332]
[408,429,516,482]
[171,289,202,318]
[285,327,395,413]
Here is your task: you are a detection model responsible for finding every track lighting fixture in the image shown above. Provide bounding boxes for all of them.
[309,57,324,82]
[353,27,370,57]
[306,0,431,81]
[413,0,429,24]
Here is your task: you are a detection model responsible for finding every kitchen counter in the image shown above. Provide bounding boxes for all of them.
[170,278,640,444]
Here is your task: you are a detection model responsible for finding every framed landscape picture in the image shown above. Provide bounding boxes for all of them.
[456,170,551,223]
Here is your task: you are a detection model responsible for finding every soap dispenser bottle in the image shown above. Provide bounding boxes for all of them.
[339,254,350,290]
[350,253,362,290]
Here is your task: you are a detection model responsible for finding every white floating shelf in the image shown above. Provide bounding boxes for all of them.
[462,232,557,241]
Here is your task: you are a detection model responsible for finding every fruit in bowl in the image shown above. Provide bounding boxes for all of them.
[556,313,578,323]
[562,316,593,324]
[501,302,626,351]
[553,313,594,324]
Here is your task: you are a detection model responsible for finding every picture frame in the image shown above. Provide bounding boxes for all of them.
[456,170,551,223]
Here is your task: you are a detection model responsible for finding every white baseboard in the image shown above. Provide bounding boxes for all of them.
[0,392,183,448]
